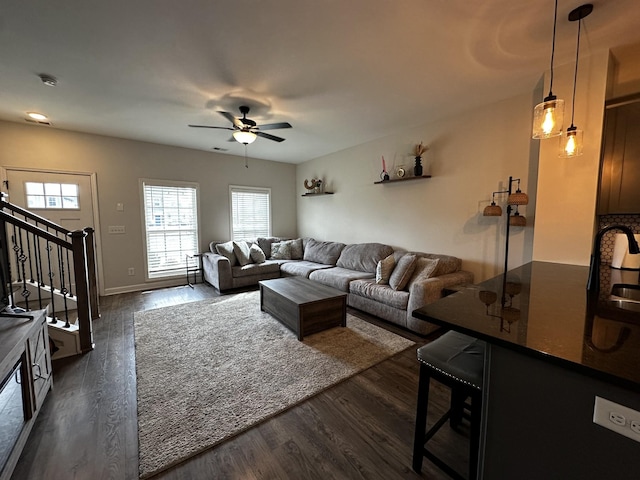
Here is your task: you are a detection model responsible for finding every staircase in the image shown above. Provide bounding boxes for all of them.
[1,193,99,358]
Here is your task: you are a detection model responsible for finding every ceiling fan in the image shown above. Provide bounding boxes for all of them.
[188,105,292,144]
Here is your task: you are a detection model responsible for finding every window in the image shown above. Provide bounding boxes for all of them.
[141,180,199,279]
[230,186,271,240]
[25,182,79,209]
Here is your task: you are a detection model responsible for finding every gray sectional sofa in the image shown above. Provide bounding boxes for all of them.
[202,237,473,335]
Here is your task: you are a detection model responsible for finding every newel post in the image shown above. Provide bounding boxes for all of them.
[83,227,100,320]
[70,230,94,353]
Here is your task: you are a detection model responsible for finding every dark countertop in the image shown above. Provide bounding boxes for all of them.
[412,261,640,391]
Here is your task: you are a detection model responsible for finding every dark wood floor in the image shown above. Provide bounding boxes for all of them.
[11,283,470,480]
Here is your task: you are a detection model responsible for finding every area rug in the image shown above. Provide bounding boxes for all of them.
[133,290,414,478]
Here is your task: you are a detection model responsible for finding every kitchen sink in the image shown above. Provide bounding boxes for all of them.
[606,298,640,313]
[610,283,640,303]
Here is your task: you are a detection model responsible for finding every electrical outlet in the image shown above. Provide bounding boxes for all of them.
[593,396,640,442]
[128,267,135,276]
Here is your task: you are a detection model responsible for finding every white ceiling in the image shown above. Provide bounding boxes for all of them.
[1,0,639,164]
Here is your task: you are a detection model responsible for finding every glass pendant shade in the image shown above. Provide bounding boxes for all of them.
[559,127,583,157]
[532,96,564,138]
[483,202,502,216]
[233,130,257,144]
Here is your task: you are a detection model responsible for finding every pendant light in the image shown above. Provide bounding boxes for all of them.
[532,0,564,139]
[559,4,593,158]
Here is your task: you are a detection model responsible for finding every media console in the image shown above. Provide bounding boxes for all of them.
[0,309,52,480]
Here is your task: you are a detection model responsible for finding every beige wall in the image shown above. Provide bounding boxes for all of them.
[0,121,297,294]
[296,93,538,283]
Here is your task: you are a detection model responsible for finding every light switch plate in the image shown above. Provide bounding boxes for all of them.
[108,225,126,234]
[593,396,640,442]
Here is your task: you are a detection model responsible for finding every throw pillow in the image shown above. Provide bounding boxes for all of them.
[376,254,396,285]
[249,243,266,264]
[389,254,418,291]
[283,238,304,260]
[271,241,292,260]
[232,240,252,266]
[408,258,440,288]
[215,241,237,266]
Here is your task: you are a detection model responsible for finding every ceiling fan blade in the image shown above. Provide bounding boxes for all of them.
[218,111,243,129]
[257,122,292,131]
[188,124,234,131]
[256,131,286,142]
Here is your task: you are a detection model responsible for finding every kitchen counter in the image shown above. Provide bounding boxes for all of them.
[413,260,640,391]
[413,261,640,479]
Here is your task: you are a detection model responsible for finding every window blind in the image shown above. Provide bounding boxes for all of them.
[230,187,271,240]
[142,182,198,278]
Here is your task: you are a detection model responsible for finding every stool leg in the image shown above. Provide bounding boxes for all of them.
[450,387,465,429]
[469,390,482,480]
[412,363,431,473]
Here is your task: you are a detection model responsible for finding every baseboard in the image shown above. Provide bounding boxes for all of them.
[104,278,188,296]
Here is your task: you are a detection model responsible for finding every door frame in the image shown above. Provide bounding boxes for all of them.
[1,166,106,296]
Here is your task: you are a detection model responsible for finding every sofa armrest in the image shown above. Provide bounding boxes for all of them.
[407,270,474,312]
[202,252,233,292]
[406,270,474,335]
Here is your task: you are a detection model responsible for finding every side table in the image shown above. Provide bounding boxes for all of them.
[186,253,203,288]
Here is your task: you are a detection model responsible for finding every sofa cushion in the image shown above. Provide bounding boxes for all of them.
[232,240,252,266]
[280,260,333,277]
[249,243,266,264]
[408,257,440,287]
[308,267,373,292]
[376,254,396,285]
[215,241,237,266]
[389,254,417,291]
[303,239,346,265]
[271,242,292,260]
[256,237,286,259]
[336,242,394,273]
[350,279,410,310]
[231,261,280,278]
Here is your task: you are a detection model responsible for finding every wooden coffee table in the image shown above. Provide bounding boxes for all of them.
[259,276,347,340]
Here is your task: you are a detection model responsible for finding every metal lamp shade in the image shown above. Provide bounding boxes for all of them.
[509,212,527,227]
[483,203,502,216]
[507,190,529,205]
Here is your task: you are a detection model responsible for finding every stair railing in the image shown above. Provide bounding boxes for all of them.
[0,193,98,353]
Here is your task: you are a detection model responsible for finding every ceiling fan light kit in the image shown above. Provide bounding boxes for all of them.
[232,130,257,144]
[189,105,292,146]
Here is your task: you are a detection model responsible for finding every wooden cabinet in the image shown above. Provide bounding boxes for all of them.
[598,97,640,214]
[0,309,52,480]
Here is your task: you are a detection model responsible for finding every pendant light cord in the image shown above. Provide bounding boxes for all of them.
[548,0,558,96]
[570,18,582,128]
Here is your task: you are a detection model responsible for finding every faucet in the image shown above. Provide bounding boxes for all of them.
[586,225,640,293]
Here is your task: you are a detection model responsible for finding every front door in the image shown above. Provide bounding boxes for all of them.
[5,169,95,232]
[2,168,101,295]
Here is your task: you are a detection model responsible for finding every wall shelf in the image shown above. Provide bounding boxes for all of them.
[301,192,334,197]
[374,175,431,185]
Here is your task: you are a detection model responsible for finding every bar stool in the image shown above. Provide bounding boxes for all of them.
[412,331,485,480]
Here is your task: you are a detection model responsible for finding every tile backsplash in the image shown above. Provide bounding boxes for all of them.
[598,214,640,264]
